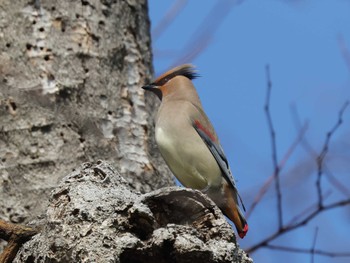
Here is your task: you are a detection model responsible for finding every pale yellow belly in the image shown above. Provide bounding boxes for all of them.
[155,126,222,190]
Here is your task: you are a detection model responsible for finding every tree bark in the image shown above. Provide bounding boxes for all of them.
[0,0,173,225]
[13,161,252,263]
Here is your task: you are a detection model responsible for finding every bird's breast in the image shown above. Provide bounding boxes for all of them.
[155,125,222,190]
[155,127,174,155]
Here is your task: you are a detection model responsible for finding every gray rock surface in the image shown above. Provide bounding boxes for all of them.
[14,161,252,263]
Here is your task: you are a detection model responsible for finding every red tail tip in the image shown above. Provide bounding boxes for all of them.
[238,224,249,239]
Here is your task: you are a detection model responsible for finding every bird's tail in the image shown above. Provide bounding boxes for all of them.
[222,184,248,238]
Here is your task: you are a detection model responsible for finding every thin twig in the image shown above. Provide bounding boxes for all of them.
[265,244,350,258]
[316,101,349,207]
[246,198,350,254]
[168,0,244,68]
[286,190,331,226]
[324,166,350,197]
[311,227,318,263]
[152,0,188,41]
[338,34,350,73]
[247,99,350,256]
[264,65,283,228]
[246,121,308,218]
[291,103,350,197]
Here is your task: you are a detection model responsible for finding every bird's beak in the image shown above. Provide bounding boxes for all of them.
[142,84,156,90]
[142,84,162,100]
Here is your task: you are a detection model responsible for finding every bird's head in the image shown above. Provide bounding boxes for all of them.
[142,64,199,100]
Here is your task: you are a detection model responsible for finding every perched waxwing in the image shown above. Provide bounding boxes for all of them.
[142,64,248,238]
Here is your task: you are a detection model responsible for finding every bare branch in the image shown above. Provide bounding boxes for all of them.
[316,101,349,207]
[291,103,350,197]
[311,227,318,263]
[324,166,350,197]
[247,84,350,258]
[246,198,350,254]
[265,244,350,258]
[246,121,308,218]
[152,0,188,41]
[338,34,350,73]
[264,65,283,228]
[287,190,331,226]
[168,0,244,68]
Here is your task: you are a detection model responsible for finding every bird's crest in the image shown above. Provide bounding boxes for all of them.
[152,64,199,86]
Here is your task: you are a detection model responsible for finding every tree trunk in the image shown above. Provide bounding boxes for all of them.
[0,0,172,225]
[0,1,252,262]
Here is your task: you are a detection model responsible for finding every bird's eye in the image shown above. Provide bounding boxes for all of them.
[158,77,169,86]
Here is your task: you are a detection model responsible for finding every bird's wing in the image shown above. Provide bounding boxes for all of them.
[193,121,246,211]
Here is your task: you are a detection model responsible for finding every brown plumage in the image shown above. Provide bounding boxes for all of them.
[142,64,248,238]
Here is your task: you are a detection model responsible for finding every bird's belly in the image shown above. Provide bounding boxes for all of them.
[155,127,221,190]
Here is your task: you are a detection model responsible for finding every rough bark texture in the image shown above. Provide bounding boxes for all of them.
[14,161,252,263]
[0,0,173,228]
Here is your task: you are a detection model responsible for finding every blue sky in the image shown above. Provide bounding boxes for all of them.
[148,1,350,262]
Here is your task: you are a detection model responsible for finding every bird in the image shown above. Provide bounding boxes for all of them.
[142,64,248,238]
